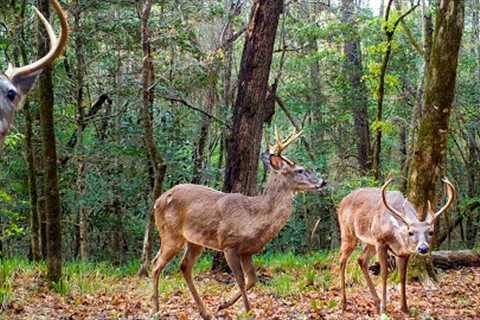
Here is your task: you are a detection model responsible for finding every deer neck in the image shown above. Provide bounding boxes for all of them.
[257,173,295,235]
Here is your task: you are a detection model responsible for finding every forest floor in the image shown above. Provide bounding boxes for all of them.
[1,252,479,320]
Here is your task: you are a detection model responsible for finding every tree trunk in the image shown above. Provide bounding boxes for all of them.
[24,99,41,261]
[73,1,88,261]
[215,0,283,272]
[431,250,480,269]
[223,0,283,195]
[399,123,408,193]
[340,0,371,174]
[408,0,464,218]
[37,0,62,282]
[38,191,47,259]
[465,131,479,248]
[138,0,167,276]
[406,0,433,192]
[372,1,418,180]
[192,75,217,184]
[407,0,464,281]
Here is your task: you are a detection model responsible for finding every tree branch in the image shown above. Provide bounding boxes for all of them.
[161,95,231,129]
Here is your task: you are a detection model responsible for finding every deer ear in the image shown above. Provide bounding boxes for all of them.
[11,70,42,96]
[269,155,286,171]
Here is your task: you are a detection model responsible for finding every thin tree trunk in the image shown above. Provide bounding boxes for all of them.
[37,0,62,282]
[138,0,167,276]
[399,123,408,193]
[372,1,418,180]
[341,0,371,174]
[14,0,41,262]
[73,1,88,261]
[466,131,479,248]
[24,99,41,261]
[192,75,217,184]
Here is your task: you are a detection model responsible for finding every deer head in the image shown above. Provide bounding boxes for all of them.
[265,127,326,192]
[0,0,68,145]
[381,177,456,255]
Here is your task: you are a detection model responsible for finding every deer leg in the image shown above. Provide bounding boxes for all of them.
[152,239,184,314]
[180,243,210,320]
[357,244,380,309]
[377,244,388,314]
[224,249,251,313]
[218,255,257,311]
[340,238,357,311]
[397,255,410,314]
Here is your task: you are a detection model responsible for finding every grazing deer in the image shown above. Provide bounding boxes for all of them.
[151,128,326,319]
[0,0,68,145]
[338,178,456,314]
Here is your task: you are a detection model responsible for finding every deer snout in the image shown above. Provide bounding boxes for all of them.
[417,243,429,255]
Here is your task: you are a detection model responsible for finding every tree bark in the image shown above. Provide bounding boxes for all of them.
[37,0,62,282]
[431,250,480,269]
[408,0,464,219]
[24,99,41,261]
[223,0,284,195]
[407,0,464,281]
[73,1,88,261]
[138,0,167,276]
[214,0,283,272]
[340,0,371,174]
[192,75,217,184]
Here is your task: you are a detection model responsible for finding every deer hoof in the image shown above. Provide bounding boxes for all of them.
[200,312,212,320]
[401,306,409,315]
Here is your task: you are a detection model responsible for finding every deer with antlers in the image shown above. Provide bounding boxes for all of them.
[338,177,456,314]
[151,128,326,319]
[0,0,68,146]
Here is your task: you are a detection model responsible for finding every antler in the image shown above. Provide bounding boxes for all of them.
[268,126,303,156]
[427,177,456,223]
[5,0,68,80]
[381,178,411,226]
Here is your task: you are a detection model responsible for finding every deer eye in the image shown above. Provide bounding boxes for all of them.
[295,169,305,174]
[6,89,17,102]
[408,231,414,237]
[428,230,434,236]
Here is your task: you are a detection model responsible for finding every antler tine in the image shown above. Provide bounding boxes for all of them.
[281,129,303,151]
[381,178,411,226]
[6,0,68,80]
[430,177,456,222]
[269,126,303,155]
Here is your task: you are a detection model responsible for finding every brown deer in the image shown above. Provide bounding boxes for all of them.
[151,128,326,319]
[0,0,68,145]
[338,177,456,315]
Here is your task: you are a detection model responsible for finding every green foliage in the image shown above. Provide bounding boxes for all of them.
[0,0,477,264]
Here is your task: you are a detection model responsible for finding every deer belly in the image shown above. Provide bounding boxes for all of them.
[182,227,221,251]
